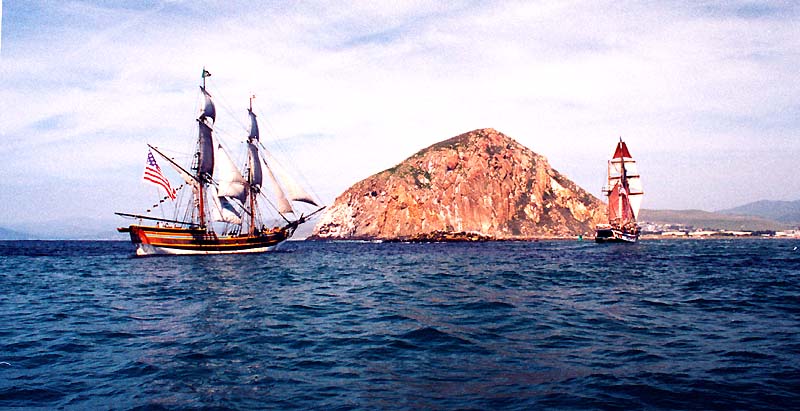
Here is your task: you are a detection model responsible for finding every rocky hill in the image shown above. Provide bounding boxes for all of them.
[718,200,800,225]
[312,128,606,240]
[639,209,791,231]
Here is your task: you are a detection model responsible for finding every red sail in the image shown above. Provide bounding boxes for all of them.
[620,187,632,223]
[607,182,634,224]
[608,182,621,222]
[612,141,632,159]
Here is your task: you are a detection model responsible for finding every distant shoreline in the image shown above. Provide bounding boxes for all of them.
[1,236,797,243]
[307,235,799,243]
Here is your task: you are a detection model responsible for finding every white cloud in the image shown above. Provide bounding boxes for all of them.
[1,0,799,227]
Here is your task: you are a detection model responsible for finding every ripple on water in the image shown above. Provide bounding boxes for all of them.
[0,239,798,410]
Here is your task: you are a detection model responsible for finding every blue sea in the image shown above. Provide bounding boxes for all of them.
[1,239,798,410]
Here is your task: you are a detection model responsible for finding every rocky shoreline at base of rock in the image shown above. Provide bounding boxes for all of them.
[386,230,495,243]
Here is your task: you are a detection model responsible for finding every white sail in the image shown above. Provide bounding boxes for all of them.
[262,149,319,206]
[215,144,248,203]
[201,86,216,123]
[627,173,644,219]
[628,192,643,219]
[282,171,319,206]
[609,158,622,178]
[209,186,242,225]
[618,158,643,219]
[263,162,293,214]
[608,159,641,185]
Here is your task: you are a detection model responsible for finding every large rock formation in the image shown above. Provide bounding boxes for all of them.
[312,128,606,240]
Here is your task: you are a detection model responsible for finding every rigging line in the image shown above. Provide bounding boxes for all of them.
[115,212,198,227]
[255,115,322,200]
[199,81,248,164]
[204,76,250,136]
[240,94,323,205]
[147,184,184,214]
[257,191,291,224]
[207,85,319,205]
[258,140,322,204]
[149,144,199,184]
[196,78,236,160]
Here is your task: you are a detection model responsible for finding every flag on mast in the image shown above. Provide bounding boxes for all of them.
[143,150,176,200]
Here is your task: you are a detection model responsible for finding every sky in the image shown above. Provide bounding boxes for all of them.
[1,1,799,235]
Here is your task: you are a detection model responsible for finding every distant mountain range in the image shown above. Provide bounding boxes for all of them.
[717,200,800,225]
[0,227,35,240]
[0,217,121,241]
[639,209,791,231]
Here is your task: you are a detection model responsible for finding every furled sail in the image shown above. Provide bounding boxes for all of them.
[209,186,242,225]
[201,86,216,123]
[198,122,215,178]
[248,143,263,190]
[215,144,248,203]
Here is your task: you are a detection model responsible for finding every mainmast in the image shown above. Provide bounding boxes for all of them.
[246,94,263,235]
[248,95,257,234]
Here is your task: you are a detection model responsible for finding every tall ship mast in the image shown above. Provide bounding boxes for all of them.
[595,138,644,243]
[116,69,325,255]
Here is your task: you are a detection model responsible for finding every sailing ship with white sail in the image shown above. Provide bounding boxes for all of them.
[117,70,324,255]
[595,139,644,243]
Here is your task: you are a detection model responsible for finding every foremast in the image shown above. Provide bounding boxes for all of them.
[195,68,216,229]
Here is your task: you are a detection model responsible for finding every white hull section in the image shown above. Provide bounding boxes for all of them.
[135,243,281,256]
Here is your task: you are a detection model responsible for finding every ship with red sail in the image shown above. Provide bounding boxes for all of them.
[595,139,644,243]
[116,69,324,255]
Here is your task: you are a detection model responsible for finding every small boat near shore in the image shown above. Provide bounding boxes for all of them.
[595,138,643,243]
[116,69,324,255]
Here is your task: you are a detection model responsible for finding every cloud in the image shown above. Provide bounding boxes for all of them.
[1,0,799,228]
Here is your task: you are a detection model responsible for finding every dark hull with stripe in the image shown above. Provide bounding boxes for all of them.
[595,227,639,243]
[117,225,289,255]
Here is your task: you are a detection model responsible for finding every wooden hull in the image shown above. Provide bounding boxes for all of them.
[118,225,289,256]
[595,226,639,243]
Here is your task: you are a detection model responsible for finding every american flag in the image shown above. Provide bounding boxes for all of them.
[143,150,176,200]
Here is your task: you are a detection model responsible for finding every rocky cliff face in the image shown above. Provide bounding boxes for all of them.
[312,128,606,240]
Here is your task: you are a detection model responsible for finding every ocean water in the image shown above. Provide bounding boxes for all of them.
[0,239,798,410]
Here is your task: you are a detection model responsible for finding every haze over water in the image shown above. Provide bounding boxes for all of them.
[1,239,798,409]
